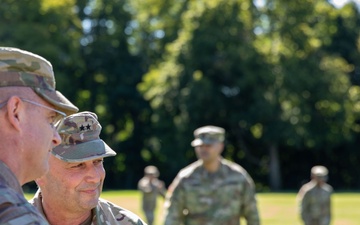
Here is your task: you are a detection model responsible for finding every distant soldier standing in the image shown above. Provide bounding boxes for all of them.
[164,125,260,225]
[138,165,166,225]
[297,165,333,225]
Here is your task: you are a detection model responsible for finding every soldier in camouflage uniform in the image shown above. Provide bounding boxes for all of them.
[29,111,147,225]
[164,125,260,225]
[297,165,333,225]
[138,165,166,225]
[0,47,78,224]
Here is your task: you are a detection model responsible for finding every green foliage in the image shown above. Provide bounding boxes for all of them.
[73,0,153,188]
[3,0,360,190]
[0,0,84,101]
[138,0,360,190]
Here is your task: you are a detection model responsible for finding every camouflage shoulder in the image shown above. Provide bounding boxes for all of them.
[177,160,202,178]
[322,183,333,193]
[221,158,254,179]
[97,198,147,225]
[0,186,24,205]
[0,187,49,225]
[298,181,316,196]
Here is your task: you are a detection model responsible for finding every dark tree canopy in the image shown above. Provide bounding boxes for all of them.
[1,0,360,190]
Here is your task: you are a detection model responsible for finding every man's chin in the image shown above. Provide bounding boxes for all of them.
[81,198,99,210]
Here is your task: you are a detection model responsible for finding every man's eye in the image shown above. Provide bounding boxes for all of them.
[94,159,104,165]
[71,163,83,168]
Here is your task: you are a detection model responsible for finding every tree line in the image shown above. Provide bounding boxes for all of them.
[1,0,360,191]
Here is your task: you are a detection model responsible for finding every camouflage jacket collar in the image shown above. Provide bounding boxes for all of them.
[0,160,23,194]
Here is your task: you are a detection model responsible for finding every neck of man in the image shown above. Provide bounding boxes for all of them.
[0,149,29,186]
[203,157,221,173]
[42,198,92,225]
[0,132,26,185]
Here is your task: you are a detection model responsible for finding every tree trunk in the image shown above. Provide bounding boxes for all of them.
[269,144,282,191]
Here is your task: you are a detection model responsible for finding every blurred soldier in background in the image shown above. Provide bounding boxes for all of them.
[297,165,333,225]
[0,47,78,224]
[163,125,260,225]
[138,165,166,225]
[30,111,146,225]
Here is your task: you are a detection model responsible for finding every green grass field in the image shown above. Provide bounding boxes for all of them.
[25,191,360,225]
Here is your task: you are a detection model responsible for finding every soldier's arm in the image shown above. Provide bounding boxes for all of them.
[158,180,167,198]
[138,178,152,193]
[163,176,185,225]
[324,186,333,224]
[299,190,310,224]
[241,175,260,225]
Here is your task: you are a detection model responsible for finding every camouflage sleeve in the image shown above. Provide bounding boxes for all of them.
[159,180,167,198]
[163,175,185,225]
[138,178,152,193]
[0,191,49,225]
[96,199,148,225]
[326,195,332,224]
[241,175,260,225]
[323,186,333,225]
[297,188,310,224]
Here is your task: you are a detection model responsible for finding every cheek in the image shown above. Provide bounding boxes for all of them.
[27,125,53,149]
[47,170,77,189]
[100,167,106,179]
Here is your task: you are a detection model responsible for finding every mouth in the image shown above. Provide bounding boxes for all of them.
[80,185,101,195]
[82,189,98,194]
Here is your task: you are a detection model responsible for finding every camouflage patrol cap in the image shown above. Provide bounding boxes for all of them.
[311,165,328,177]
[0,47,78,115]
[191,125,225,147]
[52,111,116,162]
[145,165,159,177]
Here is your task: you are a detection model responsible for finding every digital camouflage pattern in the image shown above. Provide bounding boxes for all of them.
[30,191,147,225]
[191,125,225,147]
[0,161,49,225]
[0,47,78,115]
[164,158,260,225]
[297,181,333,225]
[52,111,117,163]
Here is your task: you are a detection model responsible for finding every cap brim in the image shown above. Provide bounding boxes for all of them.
[52,139,116,163]
[34,87,79,115]
[191,138,218,147]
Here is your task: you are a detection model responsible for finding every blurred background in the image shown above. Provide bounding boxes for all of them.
[3,0,360,192]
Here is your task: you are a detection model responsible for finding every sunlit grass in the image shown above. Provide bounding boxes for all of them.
[25,191,360,225]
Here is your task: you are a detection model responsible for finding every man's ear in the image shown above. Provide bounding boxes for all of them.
[6,96,24,131]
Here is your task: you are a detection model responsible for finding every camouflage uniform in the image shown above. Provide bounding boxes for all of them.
[0,47,77,224]
[297,166,333,225]
[138,166,166,225]
[30,190,146,225]
[164,158,260,225]
[0,161,49,225]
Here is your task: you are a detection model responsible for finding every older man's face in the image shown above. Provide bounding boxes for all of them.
[14,93,62,184]
[37,155,105,213]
